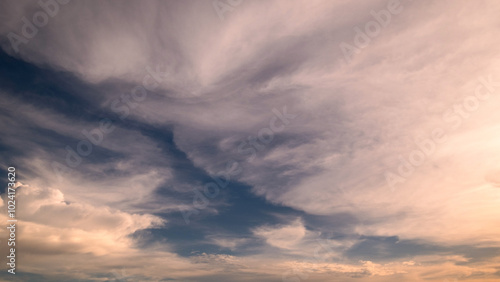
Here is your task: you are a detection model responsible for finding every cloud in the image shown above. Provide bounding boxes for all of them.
[209,237,249,250]
[1,0,500,281]
[485,169,500,187]
[253,218,307,250]
[0,183,164,256]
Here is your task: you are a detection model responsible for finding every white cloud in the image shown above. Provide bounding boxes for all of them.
[253,219,306,249]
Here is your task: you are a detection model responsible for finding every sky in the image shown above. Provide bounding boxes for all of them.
[0,0,500,281]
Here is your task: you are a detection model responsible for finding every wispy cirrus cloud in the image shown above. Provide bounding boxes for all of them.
[1,0,500,281]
